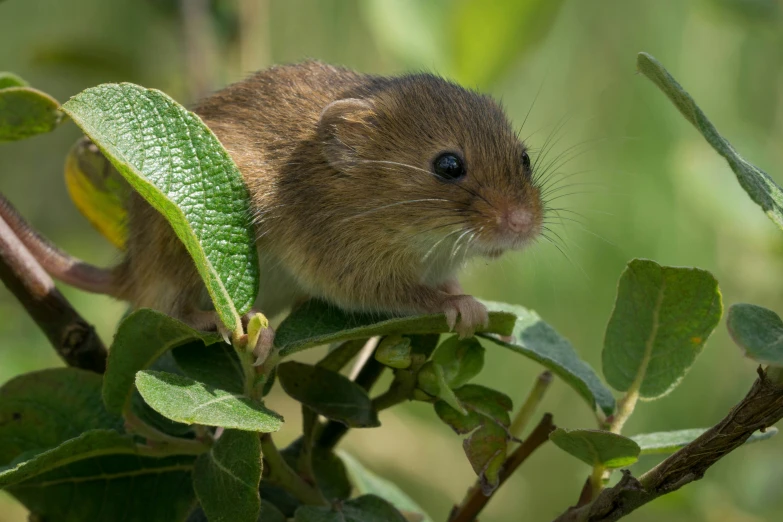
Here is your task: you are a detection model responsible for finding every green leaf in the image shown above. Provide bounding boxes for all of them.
[103,309,221,413]
[0,72,28,89]
[282,440,351,502]
[432,336,485,389]
[135,370,283,432]
[194,429,261,522]
[276,299,516,356]
[602,259,722,399]
[480,302,615,415]
[0,368,122,465]
[550,428,640,468]
[277,362,380,428]
[637,52,783,231]
[64,137,131,249]
[727,303,783,366]
[61,84,260,332]
[295,495,407,522]
[338,451,433,522]
[172,339,245,395]
[632,427,778,455]
[0,86,63,141]
[463,421,507,494]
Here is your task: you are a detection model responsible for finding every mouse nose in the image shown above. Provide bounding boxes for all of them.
[504,207,534,235]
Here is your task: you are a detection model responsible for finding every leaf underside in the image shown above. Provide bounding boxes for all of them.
[727,303,783,366]
[550,428,640,468]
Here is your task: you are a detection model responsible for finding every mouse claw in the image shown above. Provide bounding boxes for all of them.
[442,295,489,338]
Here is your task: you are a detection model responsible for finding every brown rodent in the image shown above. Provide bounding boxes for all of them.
[0,61,544,338]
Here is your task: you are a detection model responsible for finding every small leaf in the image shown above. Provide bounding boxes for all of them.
[294,495,407,522]
[638,52,783,231]
[432,336,485,389]
[463,421,507,494]
[277,362,379,428]
[375,336,413,369]
[194,429,262,522]
[550,428,640,468]
[480,301,616,415]
[454,385,512,427]
[0,86,63,141]
[338,451,433,522]
[61,83,260,332]
[602,259,722,399]
[276,299,516,356]
[0,368,122,465]
[103,309,221,414]
[64,137,131,249]
[434,401,482,435]
[727,303,783,366]
[0,72,28,89]
[172,339,245,395]
[136,371,283,432]
[632,427,778,455]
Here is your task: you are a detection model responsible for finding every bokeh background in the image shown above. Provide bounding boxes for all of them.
[2,0,783,520]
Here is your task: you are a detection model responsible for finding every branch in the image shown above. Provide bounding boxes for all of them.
[0,214,106,373]
[554,367,783,522]
[449,413,556,522]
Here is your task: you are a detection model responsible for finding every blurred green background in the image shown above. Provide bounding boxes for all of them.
[2,0,783,520]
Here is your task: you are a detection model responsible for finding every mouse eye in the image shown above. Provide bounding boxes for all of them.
[433,152,466,181]
[521,151,531,172]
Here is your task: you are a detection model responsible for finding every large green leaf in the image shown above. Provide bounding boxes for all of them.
[294,495,407,522]
[338,451,433,522]
[276,299,516,356]
[277,362,379,428]
[103,309,221,414]
[136,371,283,432]
[637,52,783,231]
[193,429,261,522]
[172,339,245,395]
[632,427,777,456]
[550,428,640,469]
[0,86,63,141]
[727,303,783,366]
[480,302,615,415]
[0,368,122,465]
[602,259,722,399]
[61,84,259,332]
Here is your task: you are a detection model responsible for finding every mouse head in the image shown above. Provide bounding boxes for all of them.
[317,74,543,262]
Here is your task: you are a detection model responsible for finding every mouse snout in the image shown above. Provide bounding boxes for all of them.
[502,207,535,235]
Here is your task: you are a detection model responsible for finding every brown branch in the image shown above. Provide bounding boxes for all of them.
[449,413,556,522]
[554,367,783,522]
[0,215,106,373]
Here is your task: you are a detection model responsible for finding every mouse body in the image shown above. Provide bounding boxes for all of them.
[2,61,544,337]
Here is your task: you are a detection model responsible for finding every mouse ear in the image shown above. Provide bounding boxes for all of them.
[317,98,376,170]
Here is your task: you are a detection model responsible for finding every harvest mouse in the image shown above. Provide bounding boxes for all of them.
[0,61,544,339]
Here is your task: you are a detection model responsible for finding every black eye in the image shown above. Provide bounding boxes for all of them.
[521,151,531,172]
[433,152,466,181]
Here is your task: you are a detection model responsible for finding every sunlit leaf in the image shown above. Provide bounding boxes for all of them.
[0,86,63,142]
[602,259,722,399]
[727,303,783,366]
[632,427,778,455]
[62,84,259,333]
[135,370,283,432]
[64,137,131,249]
[481,302,615,415]
[550,428,640,468]
[638,52,783,231]
[277,362,379,428]
[193,429,261,522]
[103,309,221,414]
[276,299,516,356]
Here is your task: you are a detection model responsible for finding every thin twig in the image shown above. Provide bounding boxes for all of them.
[510,371,553,440]
[0,214,106,373]
[449,413,556,522]
[554,367,783,522]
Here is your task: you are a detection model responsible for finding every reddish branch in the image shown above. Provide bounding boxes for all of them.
[0,214,106,373]
[449,413,556,522]
[554,367,783,522]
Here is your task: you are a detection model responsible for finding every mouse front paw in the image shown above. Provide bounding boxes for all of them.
[442,294,489,338]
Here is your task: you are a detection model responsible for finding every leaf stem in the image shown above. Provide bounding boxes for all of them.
[510,371,553,441]
[261,433,328,506]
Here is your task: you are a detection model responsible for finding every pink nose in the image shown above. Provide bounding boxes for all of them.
[505,208,533,234]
